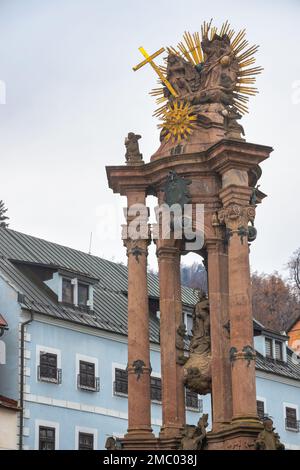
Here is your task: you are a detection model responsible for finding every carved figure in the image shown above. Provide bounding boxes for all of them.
[125,132,143,163]
[183,294,212,395]
[105,436,117,450]
[255,418,285,451]
[180,414,209,450]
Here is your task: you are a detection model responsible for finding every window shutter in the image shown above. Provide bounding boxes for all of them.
[265,338,272,357]
[257,400,265,420]
[286,407,297,430]
[275,341,283,361]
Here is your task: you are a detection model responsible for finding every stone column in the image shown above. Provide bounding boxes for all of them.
[207,240,232,429]
[123,190,154,439]
[219,186,258,422]
[157,243,185,438]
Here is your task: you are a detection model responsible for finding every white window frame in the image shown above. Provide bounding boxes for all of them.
[112,362,127,398]
[36,345,61,384]
[75,426,98,450]
[283,402,299,432]
[59,276,94,309]
[0,340,6,364]
[256,396,267,417]
[150,370,162,405]
[35,419,59,450]
[76,353,99,390]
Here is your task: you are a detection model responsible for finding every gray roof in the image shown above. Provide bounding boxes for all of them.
[256,349,300,381]
[0,228,196,343]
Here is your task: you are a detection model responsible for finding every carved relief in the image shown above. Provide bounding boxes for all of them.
[183,295,212,395]
[180,414,209,450]
[218,204,256,243]
[176,322,188,365]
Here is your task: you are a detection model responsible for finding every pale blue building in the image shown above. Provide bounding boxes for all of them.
[0,228,299,450]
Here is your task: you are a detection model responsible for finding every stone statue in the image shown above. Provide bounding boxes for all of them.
[125,132,143,163]
[166,54,197,100]
[105,436,117,450]
[183,294,212,395]
[180,413,209,450]
[162,33,244,139]
[176,322,188,365]
[255,418,285,451]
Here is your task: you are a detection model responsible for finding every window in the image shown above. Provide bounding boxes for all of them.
[78,432,94,450]
[78,360,99,391]
[150,377,162,402]
[114,368,128,395]
[38,352,61,384]
[186,390,201,410]
[78,283,89,307]
[257,400,265,421]
[62,278,74,304]
[39,426,55,450]
[275,341,283,361]
[185,313,193,336]
[285,407,299,432]
[265,338,273,358]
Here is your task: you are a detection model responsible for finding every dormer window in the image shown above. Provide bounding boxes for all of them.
[78,283,89,307]
[264,336,286,362]
[265,338,273,358]
[60,277,94,310]
[62,278,74,304]
[275,340,283,361]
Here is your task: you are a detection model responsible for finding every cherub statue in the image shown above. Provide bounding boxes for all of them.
[125,132,143,163]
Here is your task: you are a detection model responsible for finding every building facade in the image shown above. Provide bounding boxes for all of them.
[0,228,299,450]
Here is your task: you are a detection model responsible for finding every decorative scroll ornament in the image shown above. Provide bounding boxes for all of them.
[230,345,256,366]
[124,239,148,263]
[128,359,147,380]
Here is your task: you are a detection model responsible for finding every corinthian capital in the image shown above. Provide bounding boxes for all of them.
[218,204,255,232]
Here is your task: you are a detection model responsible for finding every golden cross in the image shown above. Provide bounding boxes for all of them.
[133,46,178,98]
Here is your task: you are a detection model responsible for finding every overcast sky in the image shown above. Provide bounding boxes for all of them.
[0,0,299,275]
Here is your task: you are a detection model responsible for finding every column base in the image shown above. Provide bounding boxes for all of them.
[120,435,182,450]
[159,424,183,440]
[207,419,263,450]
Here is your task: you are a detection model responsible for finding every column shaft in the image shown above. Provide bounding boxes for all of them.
[207,242,232,428]
[157,245,185,437]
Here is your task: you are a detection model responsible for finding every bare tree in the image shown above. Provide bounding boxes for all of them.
[288,248,300,294]
[0,200,9,228]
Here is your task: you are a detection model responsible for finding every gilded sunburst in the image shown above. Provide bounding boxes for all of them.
[157,100,197,143]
